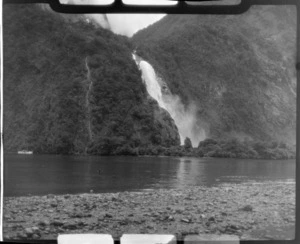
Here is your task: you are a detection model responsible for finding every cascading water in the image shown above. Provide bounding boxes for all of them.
[85,57,93,142]
[132,53,205,147]
[133,55,167,111]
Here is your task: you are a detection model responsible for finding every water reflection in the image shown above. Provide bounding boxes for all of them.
[4,154,295,196]
[175,157,296,187]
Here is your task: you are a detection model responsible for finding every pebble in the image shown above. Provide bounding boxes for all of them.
[265,235,273,239]
[32,234,40,239]
[3,182,295,240]
[47,194,55,199]
[241,205,253,212]
[63,223,77,230]
[218,227,226,233]
[168,216,174,221]
[175,209,183,214]
[32,226,40,232]
[229,224,239,230]
[51,220,64,226]
[50,203,58,208]
[208,217,215,222]
[105,213,113,218]
[181,218,190,223]
[18,233,27,239]
[25,228,34,236]
[119,220,128,226]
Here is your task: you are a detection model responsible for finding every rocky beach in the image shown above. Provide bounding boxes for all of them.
[3,181,295,241]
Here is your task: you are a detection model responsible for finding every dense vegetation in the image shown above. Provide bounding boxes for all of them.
[133,6,296,149]
[3,4,180,155]
[120,136,295,159]
[3,5,296,159]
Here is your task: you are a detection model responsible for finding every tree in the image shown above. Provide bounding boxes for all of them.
[184,137,193,150]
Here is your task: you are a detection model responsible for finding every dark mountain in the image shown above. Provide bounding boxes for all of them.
[3,4,296,159]
[3,4,180,155]
[132,6,296,146]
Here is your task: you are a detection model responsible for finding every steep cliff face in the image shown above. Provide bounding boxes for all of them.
[3,5,180,154]
[133,6,296,145]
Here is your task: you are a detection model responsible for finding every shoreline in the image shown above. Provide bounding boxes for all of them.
[5,152,296,161]
[6,136,296,160]
[3,181,295,241]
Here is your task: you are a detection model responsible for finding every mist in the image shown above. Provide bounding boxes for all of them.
[133,53,206,147]
[60,0,165,37]
[105,14,165,37]
[85,13,165,37]
[162,92,206,147]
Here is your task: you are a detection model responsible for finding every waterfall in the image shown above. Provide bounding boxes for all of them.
[132,53,205,147]
[85,57,93,143]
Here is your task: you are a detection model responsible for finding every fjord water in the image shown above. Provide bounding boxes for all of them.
[4,154,295,197]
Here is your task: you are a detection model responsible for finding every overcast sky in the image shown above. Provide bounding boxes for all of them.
[60,0,176,36]
[101,14,165,37]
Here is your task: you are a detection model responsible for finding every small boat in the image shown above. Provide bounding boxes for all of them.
[18,150,33,155]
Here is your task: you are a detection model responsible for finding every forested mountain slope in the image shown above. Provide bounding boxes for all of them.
[3,5,180,155]
[3,5,296,158]
[133,6,296,146]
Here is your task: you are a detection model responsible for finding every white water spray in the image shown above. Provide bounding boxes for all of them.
[133,53,205,147]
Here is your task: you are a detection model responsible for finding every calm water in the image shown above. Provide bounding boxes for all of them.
[4,154,295,196]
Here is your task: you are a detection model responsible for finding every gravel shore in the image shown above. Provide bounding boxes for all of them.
[3,181,295,241]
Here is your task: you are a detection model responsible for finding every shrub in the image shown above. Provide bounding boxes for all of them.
[198,138,218,148]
